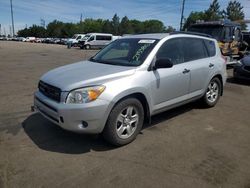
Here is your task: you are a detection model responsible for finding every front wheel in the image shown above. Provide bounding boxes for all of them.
[202,77,221,107]
[102,98,144,146]
[85,44,91,50]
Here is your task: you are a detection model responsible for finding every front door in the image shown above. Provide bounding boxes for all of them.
[150,38,190,111]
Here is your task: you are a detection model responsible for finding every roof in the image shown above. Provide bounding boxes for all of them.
[123,33,169,39]
[191,20,240,27]
[122,32,213,40]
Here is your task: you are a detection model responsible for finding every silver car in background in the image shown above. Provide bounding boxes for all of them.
[34,32,227,146]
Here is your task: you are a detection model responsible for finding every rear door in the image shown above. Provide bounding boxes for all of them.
[182,37,211,98]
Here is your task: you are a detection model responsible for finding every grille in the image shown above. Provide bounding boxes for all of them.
[38,81,61,102]
[244,66,250,72]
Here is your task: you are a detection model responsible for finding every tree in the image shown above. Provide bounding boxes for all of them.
[165,26,176,33]
[119,16,133,35]
[130,19,144,34]
[205,0,222,21]
[82,19,104,33]
[102,20,113,33]
[143,20,165,33]
[111,14,120,35]
[17,25,46,37]
[224,0,246,29]
[183,11,206,30]
[17,14,176,37]
[46,20,64,37]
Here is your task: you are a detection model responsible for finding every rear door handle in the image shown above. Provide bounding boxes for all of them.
[209,63,214,68]
[182,69,190,74]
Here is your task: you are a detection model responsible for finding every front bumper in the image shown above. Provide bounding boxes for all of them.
[33,91,111,134]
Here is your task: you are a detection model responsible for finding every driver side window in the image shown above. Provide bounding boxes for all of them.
[156,38,184,65]
[88,36,95,42]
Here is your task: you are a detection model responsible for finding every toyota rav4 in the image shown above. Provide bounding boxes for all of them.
[34,32,227,146]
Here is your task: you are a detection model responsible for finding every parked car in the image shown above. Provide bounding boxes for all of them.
[234,56,250,80]
[79,33,119,49]
[16,37,26,42]
[67,34,85,47]
[35,38,43,43]
[33,32,227,146]
[25,37,36,42]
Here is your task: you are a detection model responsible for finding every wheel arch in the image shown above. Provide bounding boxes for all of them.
[107,92,151,128]
[212,74,223,96]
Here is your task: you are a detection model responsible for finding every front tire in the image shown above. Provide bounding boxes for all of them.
[202,77,221,107]
[103,98,144,146]
[85,44,91,50]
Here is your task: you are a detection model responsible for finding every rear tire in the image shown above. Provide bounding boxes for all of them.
[103,98,144,146]
[202,77,221,107]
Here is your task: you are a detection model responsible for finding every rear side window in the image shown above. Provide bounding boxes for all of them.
[96,35,112,41]
[204,40,216,57]
[183,38,208,62]
[156,38,184,65]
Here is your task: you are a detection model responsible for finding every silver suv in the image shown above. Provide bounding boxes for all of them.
[34,33,227,146]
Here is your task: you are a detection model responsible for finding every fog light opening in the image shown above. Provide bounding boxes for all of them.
[81,121,88,128]
[60,116,64,123]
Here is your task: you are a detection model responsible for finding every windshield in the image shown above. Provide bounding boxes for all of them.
[90,38,159,66]
[72,34,77,39]
[189,26,223,40]
[82,35,90,40]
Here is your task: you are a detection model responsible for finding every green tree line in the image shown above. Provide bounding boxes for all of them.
[183,0,246,30]
[18,14,176,38]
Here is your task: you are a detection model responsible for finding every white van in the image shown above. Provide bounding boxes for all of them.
[25,37,36,42]
[79,33,120,49]
[67,34,85,46]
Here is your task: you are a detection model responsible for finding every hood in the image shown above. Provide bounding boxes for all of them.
[242,56,250,66]
[40,61,136,91]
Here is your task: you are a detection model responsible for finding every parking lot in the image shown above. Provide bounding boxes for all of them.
[0,41,250,188]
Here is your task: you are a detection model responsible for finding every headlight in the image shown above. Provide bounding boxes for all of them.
[237,60,243,66]
[66,85,105,104]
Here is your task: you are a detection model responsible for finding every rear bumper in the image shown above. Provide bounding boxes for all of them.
[34,91,111,134]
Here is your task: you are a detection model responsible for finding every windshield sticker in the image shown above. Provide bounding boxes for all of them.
[132,43,151,61]
[138,40,155,44]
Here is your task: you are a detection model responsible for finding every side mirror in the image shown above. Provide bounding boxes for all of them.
[153,58,173,70]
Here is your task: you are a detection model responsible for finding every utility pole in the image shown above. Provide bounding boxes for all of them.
[180,0,185,31]
[0,24,1,36]
[80,13,83,23]
[10,0,15,36]
[9,25,12,37]
[41,19,45,28]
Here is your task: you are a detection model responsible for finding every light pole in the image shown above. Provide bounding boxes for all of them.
[180,0,185,31]
[10,0,15,36]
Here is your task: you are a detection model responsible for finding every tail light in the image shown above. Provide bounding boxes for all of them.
[221,55,227,64]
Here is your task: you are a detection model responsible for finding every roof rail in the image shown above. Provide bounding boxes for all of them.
[170,31,213,39]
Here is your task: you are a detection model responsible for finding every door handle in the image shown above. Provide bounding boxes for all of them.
[209,63,214,68]
[182,69,190,74]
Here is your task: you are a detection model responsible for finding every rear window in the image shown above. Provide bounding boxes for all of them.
[204,40,216,57]
[183,38,208,62]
